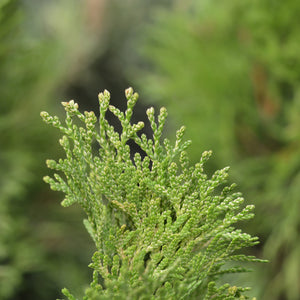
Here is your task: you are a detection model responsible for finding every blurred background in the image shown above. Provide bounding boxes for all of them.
[0,0,299,299]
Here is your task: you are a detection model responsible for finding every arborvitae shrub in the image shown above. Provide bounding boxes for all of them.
[41,88,266,299]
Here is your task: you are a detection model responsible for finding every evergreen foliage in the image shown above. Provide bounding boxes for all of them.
[41,88,265,299]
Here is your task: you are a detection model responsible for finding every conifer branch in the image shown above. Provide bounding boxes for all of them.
[41,88,266,299]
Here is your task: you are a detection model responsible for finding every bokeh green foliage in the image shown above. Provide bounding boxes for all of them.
[134,0,300,299]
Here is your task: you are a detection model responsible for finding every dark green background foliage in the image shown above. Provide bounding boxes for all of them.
[1,0,299,299]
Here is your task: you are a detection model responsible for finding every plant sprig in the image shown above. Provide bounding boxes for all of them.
[41,88,266,300]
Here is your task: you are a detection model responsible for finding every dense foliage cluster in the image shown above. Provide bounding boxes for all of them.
[41,88,265,299]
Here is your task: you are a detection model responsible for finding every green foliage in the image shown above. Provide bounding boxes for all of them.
[134,1,300,299]
[0,1,39,297]
[42,88,265,299]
